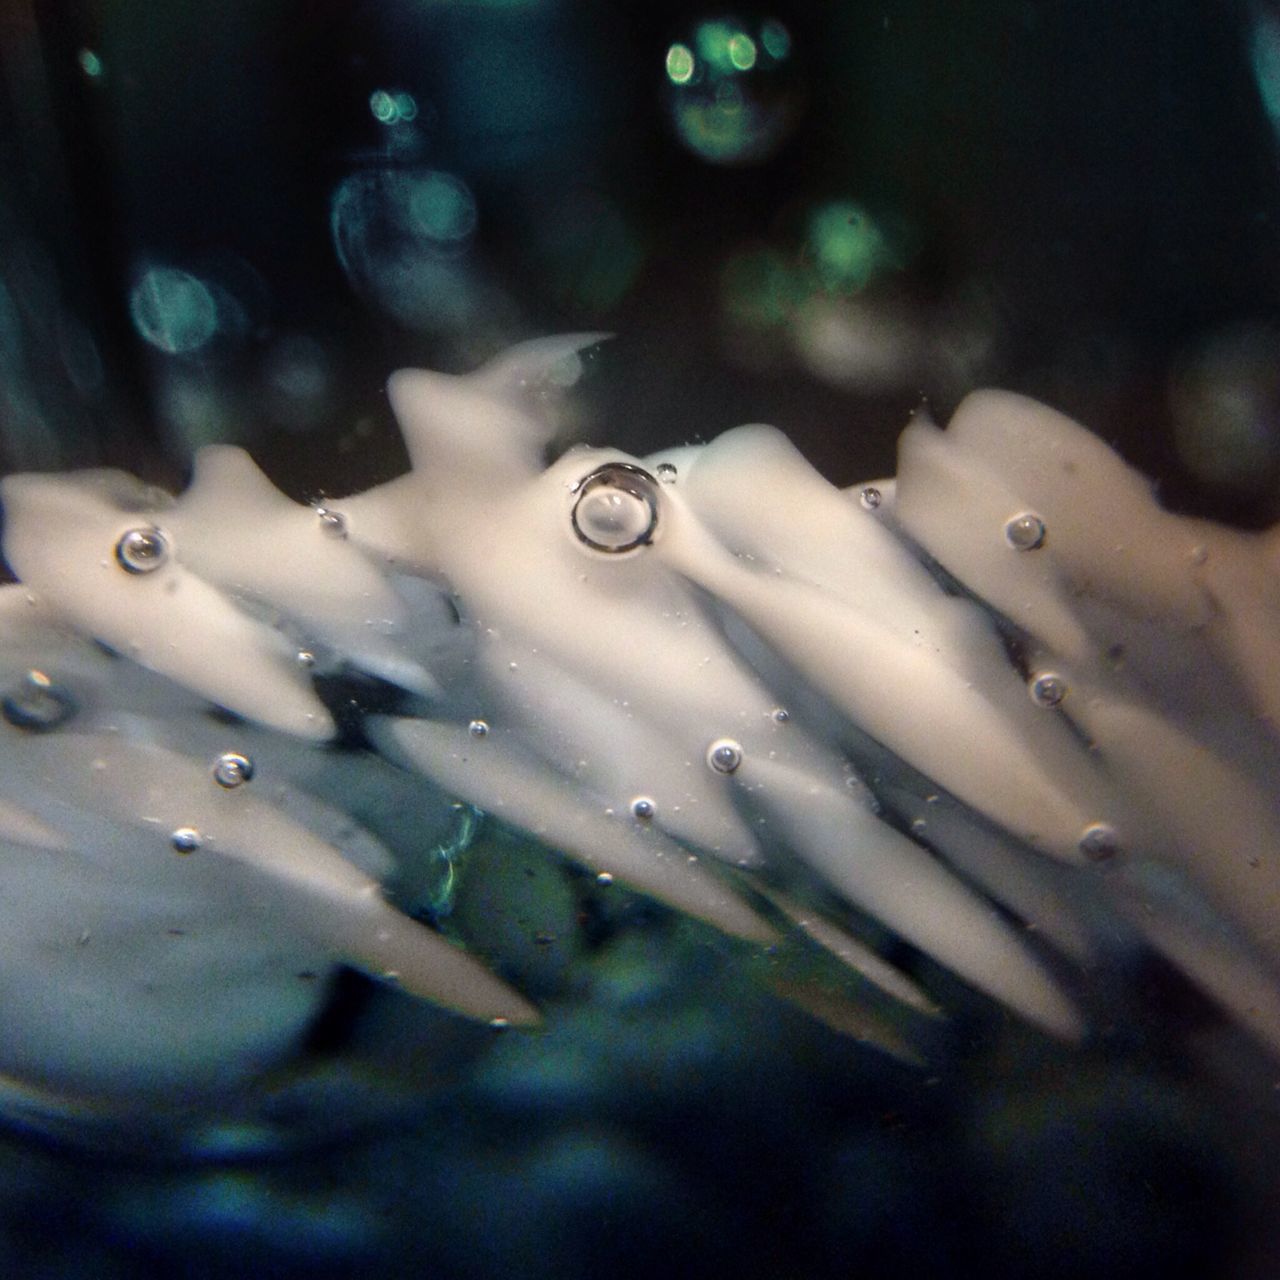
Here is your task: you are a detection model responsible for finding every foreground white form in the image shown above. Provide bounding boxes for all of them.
[1,335,1278,1118]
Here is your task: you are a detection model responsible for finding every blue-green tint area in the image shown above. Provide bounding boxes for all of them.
[370,88,419,124]
[1252,14,1280,130]
[129,267,219,355]
[666,43,695,85]
[808,202,897,291]
[77,48,103,78]
[409,171,477,243]
[760,18,791,60]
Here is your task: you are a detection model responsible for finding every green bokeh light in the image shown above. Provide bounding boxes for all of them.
[370,88,418,124]
[666,43,695,85]
[77,48,103,78]
[695,21,739,75]
[809,202,897,291]
[728,33,757,72]
[408,171,477,244]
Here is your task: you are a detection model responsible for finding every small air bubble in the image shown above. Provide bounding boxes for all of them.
[296,650,316,668]
[1189,544,1209,566]
[1079,822,1120,862]
[630,797,655,820]
[571,463,660,553]
[115,526,169,574]
[2,669,76,732]
[468,719,489,738]
[489,1016,510,1030]
[170,826,201,854]
[1030,672,1067,707]
[910,817,927,833]
[596,871,615,886]
[771,707,790,723]
[859,486,882,510]
[706,737,743,775]
[655,462,678,484]
[1004,513,1046,551]
[315,506,347,538]
[213,751,254,788]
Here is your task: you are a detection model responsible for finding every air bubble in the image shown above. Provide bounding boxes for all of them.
[296,650,316,668]
[570,463,660,553]
[771,707,790,723]
[115,526,169,574]
[630,797,655,820]
[315,507,347,538]
[1004,513,1046,551]
[1029,672,1067,707]
[1,670,76,732]
[468,719,489,738]
[213,751,254,788]
[596,871,615,886]
[170,827,201,854]
[859,486,882,510]
[655,462,678,484]
[706,737,743,774]
[1079,822,1120,862]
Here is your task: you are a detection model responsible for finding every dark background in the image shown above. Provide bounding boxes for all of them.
[3,3,1280,1277]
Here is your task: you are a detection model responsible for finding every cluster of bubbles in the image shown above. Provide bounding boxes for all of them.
[663,17,801,165]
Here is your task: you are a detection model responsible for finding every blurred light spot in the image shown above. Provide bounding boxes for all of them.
[264,335,330,432]
[696,21,738,74]
[1252,13,1280,136]
[795,297,921,392]
[409,171,477,244]
[77,49,103,78]
[332,167,493,332]
[129,267,219,355]
[666,43,695,85]
[760,19,791,60]
[370,88,419,125]
[1169,326,1280,491]
[809,202,897,292]
[665,17,801,166]
[728,33,757,71]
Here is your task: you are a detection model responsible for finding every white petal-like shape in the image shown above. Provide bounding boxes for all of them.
[373,716,776,945]
[0,472,333,739]
[732,754,1083,1040]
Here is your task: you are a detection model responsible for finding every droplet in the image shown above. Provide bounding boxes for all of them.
[213,751,254,788]
[910,817,927,834]
[315,506,347,538]
[115,526,169,574]
[1029,672,1067,707]
[859,486,882,510]
[1004,513,1046,551]
[570,463,660,554]
[1,669,76,732]
[1189,544,1209,566]
[1079,822,1120,862]
[656,461,678,484]
[170,827,201,854]
[468,719,489,738]
[706,737,743,774]
[489,1016,510,1030]
[630,796,656,820]
[771,707,790,723]
[596,871,615,886]
[296,650,316,668]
